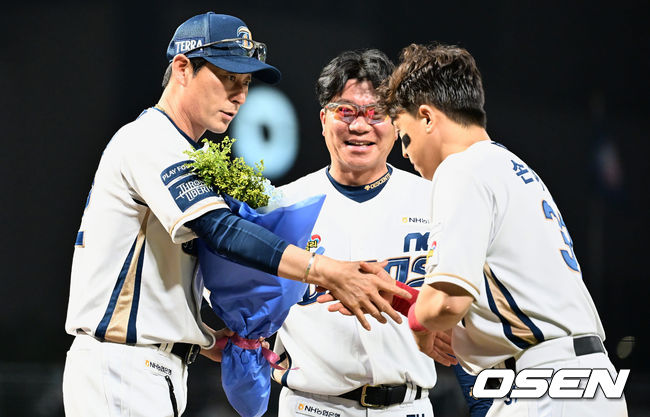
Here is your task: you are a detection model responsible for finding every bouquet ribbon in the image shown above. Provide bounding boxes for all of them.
[215,334,296,371]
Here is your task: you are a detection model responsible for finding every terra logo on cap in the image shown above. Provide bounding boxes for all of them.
[174,38,206,54]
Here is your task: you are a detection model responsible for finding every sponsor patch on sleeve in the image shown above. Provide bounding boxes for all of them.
[168,174,218,211]
[161,161,219,212]
[160,160,194,185]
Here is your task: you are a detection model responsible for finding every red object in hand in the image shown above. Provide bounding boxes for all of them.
[391,281,420,316]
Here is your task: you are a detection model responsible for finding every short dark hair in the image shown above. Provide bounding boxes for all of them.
[161,57,209,88]
[316,49,395,107]
[377,43,486,128]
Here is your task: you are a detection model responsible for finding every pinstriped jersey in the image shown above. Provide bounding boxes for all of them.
[423,140,604,373]
[272,166,438,395]
[65,108,227,347]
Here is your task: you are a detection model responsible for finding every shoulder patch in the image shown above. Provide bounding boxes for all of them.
[161,160,194,185]
[168,175,218,211]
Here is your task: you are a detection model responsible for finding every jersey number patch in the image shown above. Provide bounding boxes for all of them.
[542,200,580,272]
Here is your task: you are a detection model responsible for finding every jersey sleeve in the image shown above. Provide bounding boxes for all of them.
[120,133,227,244]
[423,161,492,300]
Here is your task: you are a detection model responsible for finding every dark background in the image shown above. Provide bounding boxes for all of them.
[1,1,648,416]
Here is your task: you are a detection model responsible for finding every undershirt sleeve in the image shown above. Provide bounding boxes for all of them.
[186,208,290,275]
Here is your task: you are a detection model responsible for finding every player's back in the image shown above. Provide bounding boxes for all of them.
[429,140,604,370]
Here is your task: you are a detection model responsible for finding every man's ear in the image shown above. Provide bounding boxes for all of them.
[418,104,436,133]
[392,123,398,142]
[319,108,327,135]
[171,55,192,86]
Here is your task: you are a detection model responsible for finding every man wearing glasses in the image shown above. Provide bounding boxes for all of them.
[62,14,410,417]
[271,49,454,416]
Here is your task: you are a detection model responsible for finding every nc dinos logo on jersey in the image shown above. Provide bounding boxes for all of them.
[306,234,321,250]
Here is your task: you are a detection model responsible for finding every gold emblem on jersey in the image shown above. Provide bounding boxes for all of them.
[363,170,391,191]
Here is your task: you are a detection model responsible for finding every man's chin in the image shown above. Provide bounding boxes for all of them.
[417,167,434,181]
[207,122,230,135]
[343,149,381,163]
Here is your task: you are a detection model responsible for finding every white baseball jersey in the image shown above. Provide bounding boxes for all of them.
[273,165,438,395]
[423,140,605,372]
[65,108,227,347]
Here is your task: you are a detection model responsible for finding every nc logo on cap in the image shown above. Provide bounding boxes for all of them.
[237,26,253,50]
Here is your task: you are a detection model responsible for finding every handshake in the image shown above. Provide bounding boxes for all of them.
[310,258,457,367]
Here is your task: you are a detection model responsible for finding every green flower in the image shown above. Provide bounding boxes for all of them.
[184,137,270,209]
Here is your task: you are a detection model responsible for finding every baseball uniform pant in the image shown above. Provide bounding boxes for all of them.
[62,333,189,417]
[485,336,628,417]
[278,386,434,417]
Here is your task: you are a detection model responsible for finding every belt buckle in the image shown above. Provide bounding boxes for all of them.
[360,384,383,408]
[185,344,200,365]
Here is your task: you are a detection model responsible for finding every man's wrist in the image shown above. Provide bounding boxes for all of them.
[304,253,329,287]
[391,281,419,316]
[408,303,427,332]
[303,251,317,283]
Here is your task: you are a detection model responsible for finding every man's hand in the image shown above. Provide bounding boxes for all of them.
[316,261,391,315]
[411,328,458,366]
[200,327,234,362]
[312,259,411,331]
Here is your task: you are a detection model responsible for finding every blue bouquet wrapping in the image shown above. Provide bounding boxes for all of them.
[197,193,326,417]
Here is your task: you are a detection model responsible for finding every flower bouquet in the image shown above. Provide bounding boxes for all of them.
[185,138,325,417]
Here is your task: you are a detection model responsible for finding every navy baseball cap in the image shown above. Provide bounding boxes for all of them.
[166,12,281,84]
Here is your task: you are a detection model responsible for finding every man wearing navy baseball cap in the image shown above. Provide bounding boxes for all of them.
[62,11,410,417]
[166,12,281,84]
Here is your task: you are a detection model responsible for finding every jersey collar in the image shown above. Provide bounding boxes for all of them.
[325,165,393,203]
[151,107,202,150]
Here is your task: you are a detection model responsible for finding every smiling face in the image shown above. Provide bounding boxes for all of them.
[320,79,397,185]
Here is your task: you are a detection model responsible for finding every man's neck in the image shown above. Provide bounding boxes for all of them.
[327,164,389,187]
[157,92,203,142]
[439,124,490,162]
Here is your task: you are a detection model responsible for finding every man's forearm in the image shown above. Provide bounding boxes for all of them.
[187,208,289,275]
[415,282,473,331]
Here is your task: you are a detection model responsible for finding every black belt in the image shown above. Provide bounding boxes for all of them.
[338,384,425,408]
[504,335,605,372]
[77,330,201,365]
[573,335,605,356]
[161,342,201,365]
